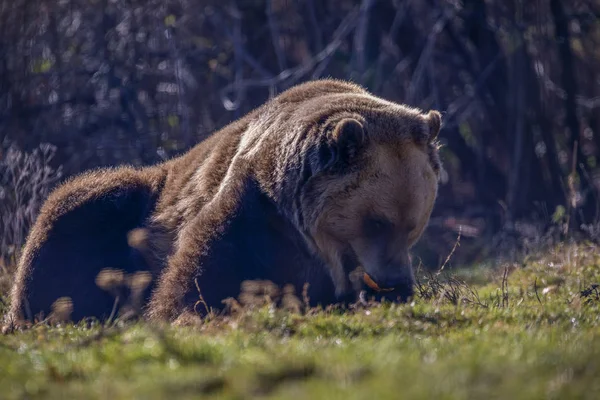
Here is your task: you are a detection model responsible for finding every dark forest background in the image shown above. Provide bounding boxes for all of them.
[2,0,600,269]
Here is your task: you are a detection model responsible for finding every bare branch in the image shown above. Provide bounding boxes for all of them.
[220,7,362,110]
[267,0,287,72]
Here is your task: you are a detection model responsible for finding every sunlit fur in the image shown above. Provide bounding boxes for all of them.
[5,79,442,327]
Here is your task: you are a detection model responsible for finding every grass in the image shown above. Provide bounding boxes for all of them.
[1,242,600,399]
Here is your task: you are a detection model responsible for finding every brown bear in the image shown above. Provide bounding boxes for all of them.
[4,79,442,327]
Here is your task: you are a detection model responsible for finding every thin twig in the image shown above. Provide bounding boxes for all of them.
[194,277,211,316]
[437,227,462,276]
[501,266,509,308]
[533,278,542,305]
[406,6,454,104]
[267,0,287,72]
[565,140,578,236]
[106,295,120,327]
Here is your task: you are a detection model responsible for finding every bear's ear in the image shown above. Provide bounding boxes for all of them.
[326,118,365,167]
[426,110,442,142]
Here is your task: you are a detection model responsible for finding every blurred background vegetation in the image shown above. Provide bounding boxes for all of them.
[2,0,600,269]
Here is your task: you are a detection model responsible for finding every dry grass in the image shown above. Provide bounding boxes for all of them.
[0,143,62,306]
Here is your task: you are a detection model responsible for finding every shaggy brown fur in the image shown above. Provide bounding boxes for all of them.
[4,79,442,328]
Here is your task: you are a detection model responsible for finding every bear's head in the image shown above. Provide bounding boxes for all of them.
[299,96,442,302]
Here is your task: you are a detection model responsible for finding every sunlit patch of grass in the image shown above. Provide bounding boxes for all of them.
[1,243,600,399]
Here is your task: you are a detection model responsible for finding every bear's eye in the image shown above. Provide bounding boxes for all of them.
[364,216,392,238]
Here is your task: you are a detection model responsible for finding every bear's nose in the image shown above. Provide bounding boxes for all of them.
[370,263,414,290]
[376,272,411,289]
